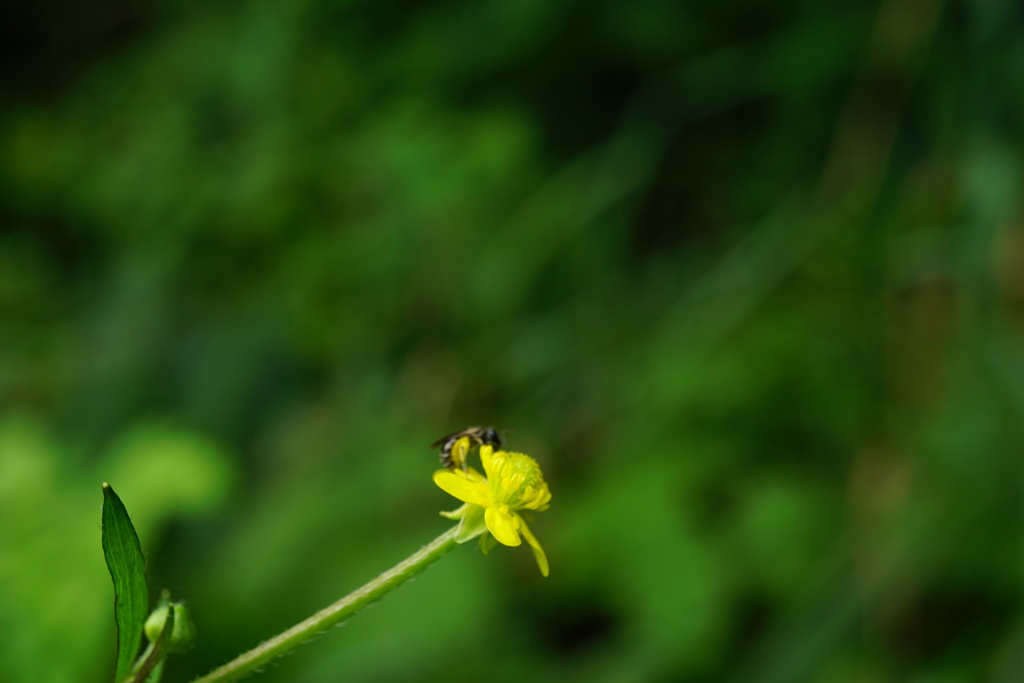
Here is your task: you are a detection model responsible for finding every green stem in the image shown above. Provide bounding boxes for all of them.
[128,633,165,683]
[191,526,462,683]
[128,598,172,683]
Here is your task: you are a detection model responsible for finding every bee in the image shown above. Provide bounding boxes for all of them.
[431,426,504,470]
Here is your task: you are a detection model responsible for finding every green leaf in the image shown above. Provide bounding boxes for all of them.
[101,482,149,683]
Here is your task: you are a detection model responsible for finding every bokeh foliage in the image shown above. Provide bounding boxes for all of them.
[1,0,1022,681]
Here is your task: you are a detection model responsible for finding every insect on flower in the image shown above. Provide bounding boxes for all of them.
[433,442,552,576]
[431,426,504,470]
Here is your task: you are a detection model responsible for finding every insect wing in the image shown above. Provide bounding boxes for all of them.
[430,427,480,449]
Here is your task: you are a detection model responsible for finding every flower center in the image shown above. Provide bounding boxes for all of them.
[489,451,551,511]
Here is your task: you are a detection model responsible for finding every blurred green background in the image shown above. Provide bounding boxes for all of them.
[1,0,1021,681]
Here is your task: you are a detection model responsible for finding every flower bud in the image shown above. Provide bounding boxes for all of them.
[145,602,197,653]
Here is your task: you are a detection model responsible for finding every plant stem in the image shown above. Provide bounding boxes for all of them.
[128,612,168,683]
[191,526,462,683]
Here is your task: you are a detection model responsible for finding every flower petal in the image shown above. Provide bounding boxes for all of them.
[449,436,471,470]
[433,470,490,506]
[519,519,549,577]
[484,505,522,546]
[479,444,496,477]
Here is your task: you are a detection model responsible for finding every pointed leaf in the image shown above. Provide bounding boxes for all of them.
[101,482,149,683]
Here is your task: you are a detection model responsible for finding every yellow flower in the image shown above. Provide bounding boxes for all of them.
[433,444,552,576]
